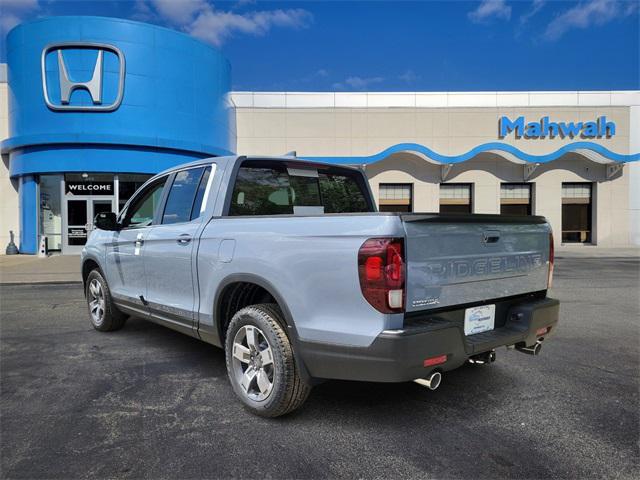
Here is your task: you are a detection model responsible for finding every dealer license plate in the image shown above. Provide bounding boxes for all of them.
[464,304,496,336]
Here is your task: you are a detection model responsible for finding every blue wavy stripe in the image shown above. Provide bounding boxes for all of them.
[303,142,640,165]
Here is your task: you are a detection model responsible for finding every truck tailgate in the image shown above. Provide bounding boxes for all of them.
[402,214,551,313]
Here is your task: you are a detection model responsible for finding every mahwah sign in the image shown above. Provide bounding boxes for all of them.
[499,116,616,139]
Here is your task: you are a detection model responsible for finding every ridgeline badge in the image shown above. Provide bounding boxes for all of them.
[499,116,616,139]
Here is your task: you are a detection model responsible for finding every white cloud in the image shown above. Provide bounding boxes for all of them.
[544,0,639,41]
[399,69,419,83]
[520,0,546,25]
[468,0,512,23]
[150,0,207,26]
[332,76,384,90]
[143,1,313,46]
[0,0,39,34]
[190,8,311,46]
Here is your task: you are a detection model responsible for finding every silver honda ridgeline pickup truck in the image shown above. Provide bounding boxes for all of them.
[82,155,559,417]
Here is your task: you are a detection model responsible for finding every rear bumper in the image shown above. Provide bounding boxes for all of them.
[299,296,559,383]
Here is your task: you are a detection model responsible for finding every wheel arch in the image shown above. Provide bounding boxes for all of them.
[81,256,103,293]
[212,273,312,382]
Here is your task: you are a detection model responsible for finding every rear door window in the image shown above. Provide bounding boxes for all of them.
[229,161,371,216]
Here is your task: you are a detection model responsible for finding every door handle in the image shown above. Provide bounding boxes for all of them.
[135,233,144,256]
[177,234,192,245]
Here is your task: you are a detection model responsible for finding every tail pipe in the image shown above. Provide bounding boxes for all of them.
[414,371,442,391]
[516,340,542,356]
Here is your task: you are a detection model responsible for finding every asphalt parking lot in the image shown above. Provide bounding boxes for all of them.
[1,256,638,479]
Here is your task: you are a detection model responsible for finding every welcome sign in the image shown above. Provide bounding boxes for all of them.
[65,180,114,195]
[499,116,616,139]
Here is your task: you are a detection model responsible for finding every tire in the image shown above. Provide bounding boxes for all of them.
[225,303,311,417]
[85,269,128,332]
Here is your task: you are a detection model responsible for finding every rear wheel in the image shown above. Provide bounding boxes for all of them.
[225,303,311,417]
[85,269,127,332]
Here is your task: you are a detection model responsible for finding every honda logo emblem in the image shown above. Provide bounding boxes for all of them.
[41,42,125,112]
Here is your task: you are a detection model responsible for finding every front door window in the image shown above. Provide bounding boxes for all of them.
[121,177,168,228]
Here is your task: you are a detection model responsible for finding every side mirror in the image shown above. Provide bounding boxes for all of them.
[94,212,119,231]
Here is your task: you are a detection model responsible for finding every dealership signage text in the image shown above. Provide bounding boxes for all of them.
[65,181,113,195]
[499,116,616,139]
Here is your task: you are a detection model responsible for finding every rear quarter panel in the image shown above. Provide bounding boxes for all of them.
[196,214,405,347]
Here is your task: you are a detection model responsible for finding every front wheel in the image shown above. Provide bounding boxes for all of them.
[85,269,127,332]
[225,304,311,417]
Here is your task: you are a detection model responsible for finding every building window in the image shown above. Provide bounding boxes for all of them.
[562,183,592,243]
[39,175,63,251]
[378,184,413,212]
[440,183,472,214]
[501,183,532,216]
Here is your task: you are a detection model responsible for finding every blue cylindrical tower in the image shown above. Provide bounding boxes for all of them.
[1,16,236,253]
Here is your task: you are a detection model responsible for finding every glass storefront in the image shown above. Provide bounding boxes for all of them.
[501,183,532,216]
[440,183,473,214]
[378,183,413,212]
[38,173,153,254]
[562,183,593,243]
[118,174,154,211]
[39,174,63,251]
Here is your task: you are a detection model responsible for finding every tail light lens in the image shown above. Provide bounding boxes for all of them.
[358,238,405,313]
[547,232,554,289]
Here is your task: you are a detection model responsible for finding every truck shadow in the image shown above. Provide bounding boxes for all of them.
[123,315,521,418]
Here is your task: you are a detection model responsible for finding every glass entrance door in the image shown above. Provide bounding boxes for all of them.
[66,199,89,250]
[63,198,115,253]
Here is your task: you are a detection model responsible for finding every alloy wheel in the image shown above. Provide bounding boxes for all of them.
[88,278,105,326]
[231,325,275,401]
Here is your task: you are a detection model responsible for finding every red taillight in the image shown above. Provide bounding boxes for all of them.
[358,238,405,313]
[548,232,554,289]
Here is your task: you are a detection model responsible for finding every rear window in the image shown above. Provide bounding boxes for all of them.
[229,161,371,216]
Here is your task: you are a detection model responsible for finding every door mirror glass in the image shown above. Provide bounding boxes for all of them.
[94,212,119,231]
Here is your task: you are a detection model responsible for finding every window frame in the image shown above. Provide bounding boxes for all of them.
[159,165,213,226]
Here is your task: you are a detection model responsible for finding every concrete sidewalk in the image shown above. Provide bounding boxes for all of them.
[554,246,640,258]
[0,246,638,284]
[0,254,81,284]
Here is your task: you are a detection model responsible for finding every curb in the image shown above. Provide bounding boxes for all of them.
[0,281,83,287]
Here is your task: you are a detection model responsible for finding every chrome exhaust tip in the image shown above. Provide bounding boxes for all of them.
[516,341,542,356]
[414,371,442,391]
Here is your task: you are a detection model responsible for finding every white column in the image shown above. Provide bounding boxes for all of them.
[629,106,640,246]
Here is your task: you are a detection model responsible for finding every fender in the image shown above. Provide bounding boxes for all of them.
[80,254,105,293]
[209,272,314,383]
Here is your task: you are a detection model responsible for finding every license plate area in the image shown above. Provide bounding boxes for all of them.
[464,304,496,336]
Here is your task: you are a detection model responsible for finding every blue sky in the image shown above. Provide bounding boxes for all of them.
[1,0,638,91]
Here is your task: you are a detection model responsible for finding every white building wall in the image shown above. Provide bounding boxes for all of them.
[234,91,639,247]
[233,91,637,157]
[0,80,20,253]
